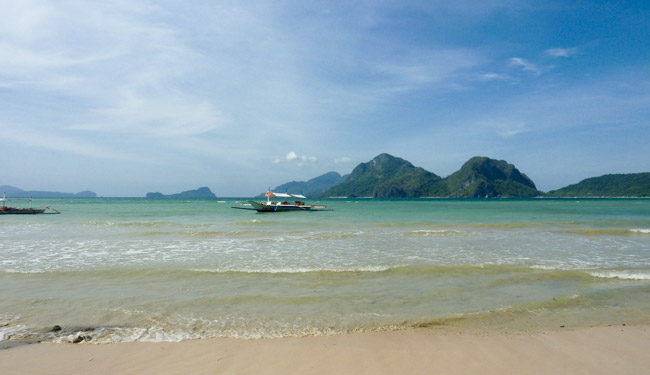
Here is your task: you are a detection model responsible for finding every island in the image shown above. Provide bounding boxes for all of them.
[546,173,650,197]
[319,153,541,198]
[146,187,216,199]
[0,185,97,198]
[271,153,648,198]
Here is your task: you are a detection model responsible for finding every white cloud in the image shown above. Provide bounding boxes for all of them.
[477,73,518,84]
[497,122,528,138]
[508,57,541,75]
[480,73,507,80]
[544,47,578,58]
[373,48,484,93]
[334,157,352,164]
[275,151,318,166]
[70,90,224,137]
[476,118,529,138]
[0,121,150,163]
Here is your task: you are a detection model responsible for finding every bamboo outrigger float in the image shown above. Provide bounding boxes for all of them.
[232,191,333,212]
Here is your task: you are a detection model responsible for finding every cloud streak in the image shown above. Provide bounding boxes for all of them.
[544,47,578,58]
[274,152,318,166]
[508,57,541,75]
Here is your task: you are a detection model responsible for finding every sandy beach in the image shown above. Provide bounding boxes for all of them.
[1,324,649,375]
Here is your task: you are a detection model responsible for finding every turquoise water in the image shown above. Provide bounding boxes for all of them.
[1,198,649,342]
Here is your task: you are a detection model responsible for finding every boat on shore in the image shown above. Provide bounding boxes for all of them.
[232,191,333,212]
[0,193,60,215]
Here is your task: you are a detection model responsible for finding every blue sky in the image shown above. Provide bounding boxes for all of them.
[1,0,649,196]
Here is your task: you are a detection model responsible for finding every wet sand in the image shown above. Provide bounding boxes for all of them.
[1,325,649,375]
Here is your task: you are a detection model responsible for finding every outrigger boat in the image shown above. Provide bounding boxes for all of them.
[0,193,60,215]
[232,191,333,212]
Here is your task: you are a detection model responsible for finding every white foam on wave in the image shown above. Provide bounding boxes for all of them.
[71,327,196,344]
[189,265,393,274]
[59,314,397,343]
[0,269,49,274]
[0,323,27,341]
[587,270,650,280]
[530,264,572,271]
[405,230,464,236]
[630,229,650,234]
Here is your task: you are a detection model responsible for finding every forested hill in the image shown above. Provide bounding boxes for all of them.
[440,157,539,198]
[319,154,541,198]
[321,154,443,198]
[547,173,650,197]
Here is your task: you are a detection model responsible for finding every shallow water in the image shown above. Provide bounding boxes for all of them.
[1,198,649,342]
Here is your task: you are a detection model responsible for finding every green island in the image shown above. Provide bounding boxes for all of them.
[145,187,216,199]
[270,154,649,198]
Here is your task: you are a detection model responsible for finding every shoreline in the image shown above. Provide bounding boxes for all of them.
[2,324,649,375]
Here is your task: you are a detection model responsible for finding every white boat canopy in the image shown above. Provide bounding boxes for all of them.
[265,191,307,199]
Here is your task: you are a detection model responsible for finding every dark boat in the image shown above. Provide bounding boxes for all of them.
[0,207,47,214]
[232,191,333,212]
[0,193,60,215]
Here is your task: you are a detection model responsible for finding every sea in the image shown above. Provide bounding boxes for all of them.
[1,197,649,343]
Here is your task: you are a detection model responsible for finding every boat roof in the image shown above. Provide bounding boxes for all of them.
[266,191,307,199]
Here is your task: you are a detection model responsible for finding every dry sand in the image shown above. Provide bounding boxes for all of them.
[1,325,649,375]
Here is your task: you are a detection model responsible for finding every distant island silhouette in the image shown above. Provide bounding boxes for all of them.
[0,185,96,198]
[146,187,216,199]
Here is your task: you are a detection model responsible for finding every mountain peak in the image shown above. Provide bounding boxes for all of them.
[446,156,538,197]
[323,153,441,197]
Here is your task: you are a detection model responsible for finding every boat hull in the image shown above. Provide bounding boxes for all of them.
[248,201,307,212]
[0,208,47,215]
[246,201,332,212]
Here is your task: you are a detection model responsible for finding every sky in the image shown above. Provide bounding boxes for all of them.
[1,0,649,197]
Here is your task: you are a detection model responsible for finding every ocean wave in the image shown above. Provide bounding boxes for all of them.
[0,324,29,341]
[404,230,465,236]
[250,231,366,243]
[137,230,261,237]
[232,219,274,225]
[304,231,365,240]
[558,228,650,236]
[189,266,393,274]
[48,323,373,343]
[3,264,649,281]
[374,221,582,230]
[587,270,650,280]
[184,264,599,278]
[82,221,212,229]
[474,222,546,229]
